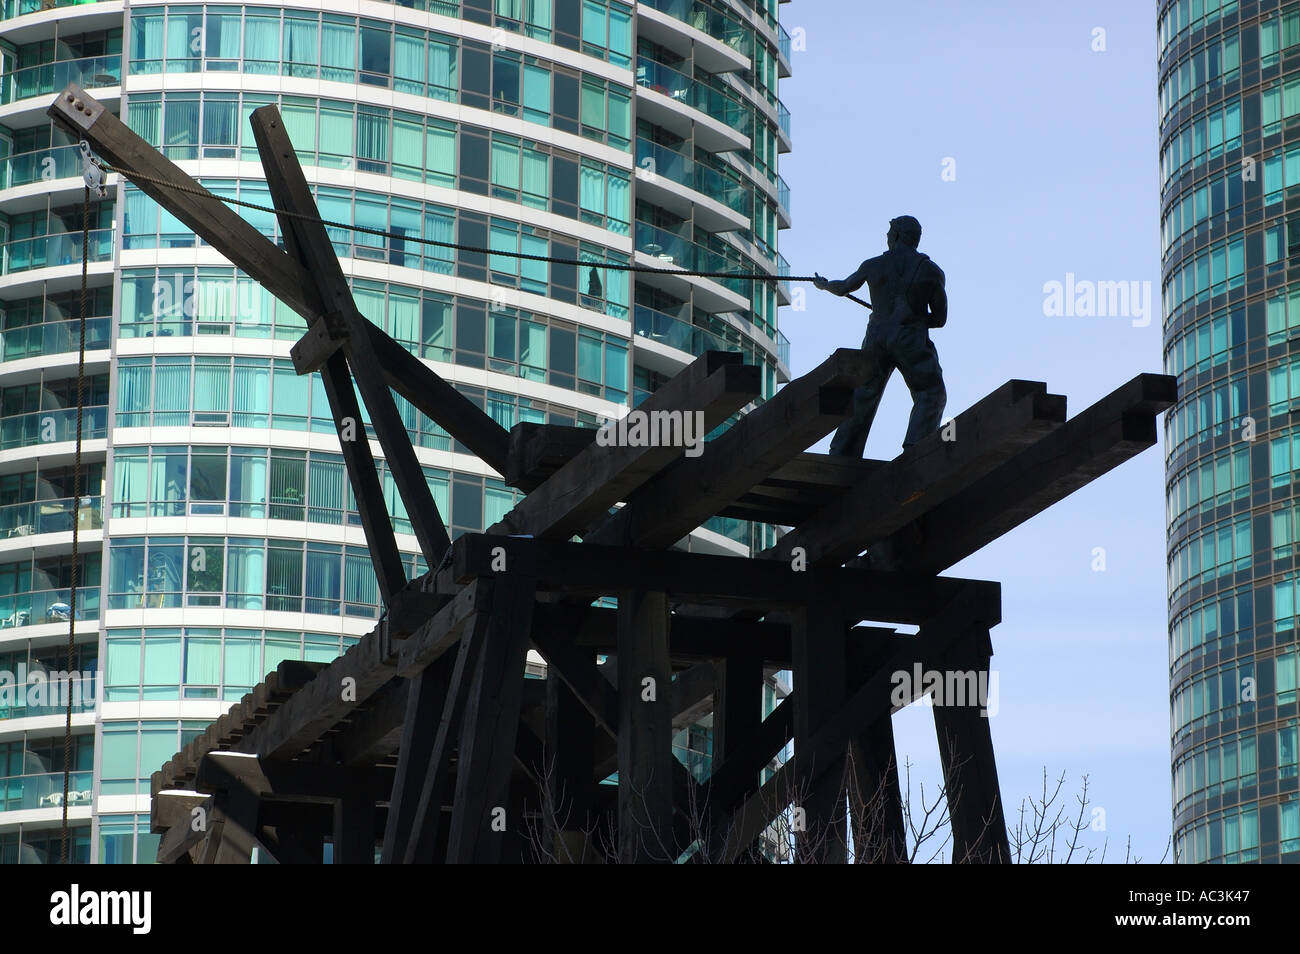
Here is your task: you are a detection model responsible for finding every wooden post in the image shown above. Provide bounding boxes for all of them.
[847,718,906,863]
[545,657,597,862]
[931,625,1009,863]
[616,589,674,863]
[791,578,848,863]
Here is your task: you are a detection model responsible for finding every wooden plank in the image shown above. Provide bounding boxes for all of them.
[765,380,1067,567]
[617,589,674,863]
[868,373,1178,574]
[491,351,760,540]
[48,86,322,321]
[585,348,866,549]
[544,652,597,861]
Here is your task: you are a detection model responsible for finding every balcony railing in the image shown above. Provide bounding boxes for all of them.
[2,317,110,362]
[777,101,791,139]
[778,22,792,62]
[0,772,94,812]
[0,586,100,630]
[0,405,108,450]
[0,673,96,722]
[635,56,747,133]
[2,0,103,19]
[634,303,737,356]
[1,143,84,190]
[0,495,103,539]
[635,138,748,214]
[777,175,791,218]
[1,54,120,105]
[776,328,790,368]
[639,0,749,56]
[635,221,750,296]
[1,229,114,276]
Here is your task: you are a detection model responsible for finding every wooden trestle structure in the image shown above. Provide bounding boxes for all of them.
[52,84,1175,864]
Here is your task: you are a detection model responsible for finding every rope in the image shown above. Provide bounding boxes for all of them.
[92,159,841,288]
[60,186,90,863]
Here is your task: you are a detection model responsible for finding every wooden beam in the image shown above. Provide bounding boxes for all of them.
[585,348,866,549]
[492,351,760,539]
[48,86,322,322]
[868,373,1178,574]
[617,589,674,863]
[791,578,848,862]
[445,572,538,863]
[250,105,452,569]
[931,626,1009,863]
[765,380,1067,567]
[364,326,512,476]
[453,533,990,624]
[318,351,407,603]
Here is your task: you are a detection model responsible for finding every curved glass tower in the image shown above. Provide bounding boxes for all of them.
[0,0,792,863]
[1161,0,1300,863]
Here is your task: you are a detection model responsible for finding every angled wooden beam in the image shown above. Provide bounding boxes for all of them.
[318,351,407,603]
[765,380,1067,567]
[48,86,321,321]
[402,579,498,862]
[868,372,1178,574]
[380,656,455,863]
[585,348,866,549]
[492,351,760,539]
[250,106,451,568]
[364,326,512,477]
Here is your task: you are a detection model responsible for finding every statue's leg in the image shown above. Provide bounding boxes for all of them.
[893,322,946,450]
[829,329,892,458]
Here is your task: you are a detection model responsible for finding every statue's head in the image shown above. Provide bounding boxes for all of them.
[887,215,922,250]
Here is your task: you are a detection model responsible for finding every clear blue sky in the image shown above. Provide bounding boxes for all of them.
[778,0,1168,860]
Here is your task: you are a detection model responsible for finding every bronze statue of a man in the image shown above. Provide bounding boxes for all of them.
[814,215,948,456]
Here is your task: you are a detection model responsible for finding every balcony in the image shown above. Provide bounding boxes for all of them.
[777,22,792,75]
[0,143,85,191]
[0,586,99,631]
[1,55,121,106]
[0,405,108,451]
[635,220,753,299]
[634,138,749,232]
[776,327,790,368]
[0,495,103,540]
[637,0,750,74]
[776,174,791,224]
[2,317,110,362]
[635,56,750,153]
[634,303,738,356]
[1,229,114,277]
[0,673,96,722]
[0,772,94,812]
[2,0,105,19]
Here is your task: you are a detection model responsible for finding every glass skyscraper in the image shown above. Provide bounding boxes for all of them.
[0,0,792,863]
[1161,0,1300,863]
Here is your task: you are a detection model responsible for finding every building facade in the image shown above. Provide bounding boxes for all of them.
[0,0,792,862]
[1161,0,1300,862]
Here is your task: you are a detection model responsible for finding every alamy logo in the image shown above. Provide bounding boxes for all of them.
[1042,273,1153,328]
[0,666,99,709]
[595,409,706,458]
[49,885,151,934]
[889,663,999,717]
